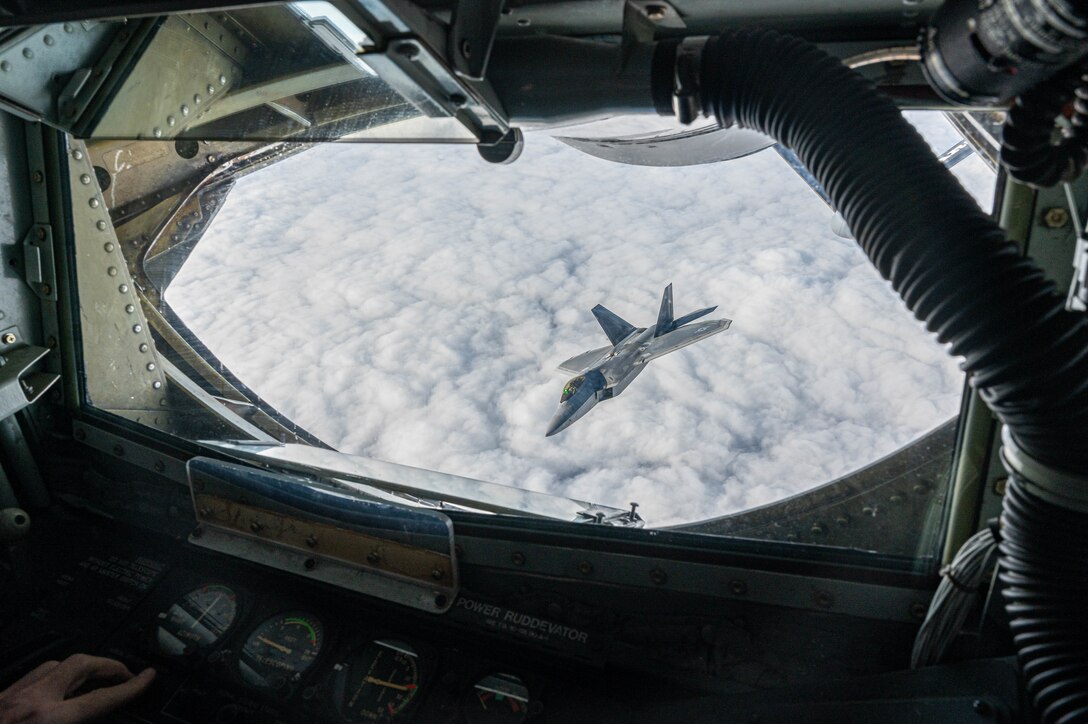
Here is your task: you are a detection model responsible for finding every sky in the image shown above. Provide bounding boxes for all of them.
[167,112,994,527]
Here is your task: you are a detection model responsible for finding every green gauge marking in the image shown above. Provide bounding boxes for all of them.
[283,616,318,645]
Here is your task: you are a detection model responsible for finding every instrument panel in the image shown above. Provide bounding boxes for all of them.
[127,571,540,723]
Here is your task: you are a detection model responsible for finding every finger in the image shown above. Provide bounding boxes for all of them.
[5,660,59,693]
[51,668,155,724]
[42,655,133,698]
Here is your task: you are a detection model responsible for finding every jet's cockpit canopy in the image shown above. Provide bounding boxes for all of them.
[561,377,585,402]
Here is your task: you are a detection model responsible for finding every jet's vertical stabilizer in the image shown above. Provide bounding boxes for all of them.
[591,304,636,345]
[655,284,674,337]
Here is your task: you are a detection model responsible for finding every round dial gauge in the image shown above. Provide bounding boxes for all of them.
[155,584,238,656]
[331,640,421,722]
[464,673,530,724]
[239,612,324,690]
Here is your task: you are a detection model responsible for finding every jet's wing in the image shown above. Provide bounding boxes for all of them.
[642,319,731,362]
[558,345,613,373]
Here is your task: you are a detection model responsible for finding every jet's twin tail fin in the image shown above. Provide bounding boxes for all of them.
[655,283,674,337]
[591,304,635,345]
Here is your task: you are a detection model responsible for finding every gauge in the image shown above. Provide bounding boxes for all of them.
[155,584,238,656]
[331,639,421,722]
[464,673,530,724]
[238,612,324,690]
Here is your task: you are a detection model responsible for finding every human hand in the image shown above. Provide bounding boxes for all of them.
[0,654,155,723]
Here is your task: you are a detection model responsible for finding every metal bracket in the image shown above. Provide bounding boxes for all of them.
[0,345,60,420]
[188,457,459,613]
[22,224,57,301]
[448,0,504,81]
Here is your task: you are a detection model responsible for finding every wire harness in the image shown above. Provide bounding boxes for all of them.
[911,525,999,669]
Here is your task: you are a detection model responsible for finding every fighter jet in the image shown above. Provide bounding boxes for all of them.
[546,284,731,436]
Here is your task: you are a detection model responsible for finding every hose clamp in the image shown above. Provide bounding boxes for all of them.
[672,36,708,124]
[1000,427,1088,513]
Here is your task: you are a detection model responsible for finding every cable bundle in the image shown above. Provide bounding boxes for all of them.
[911,526,999,669]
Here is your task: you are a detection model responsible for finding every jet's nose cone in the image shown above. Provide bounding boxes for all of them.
[545,409,570,437]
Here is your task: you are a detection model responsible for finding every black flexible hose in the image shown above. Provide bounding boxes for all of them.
[692,29,1088,722]
[1001,62,1088,188]
[999,477,1088,722]
[696,29,1088,473]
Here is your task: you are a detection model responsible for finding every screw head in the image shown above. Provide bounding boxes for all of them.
[306,534,318,547]
[1,333,16,344]
[1043,207,1070,228]
[431,568,444,580]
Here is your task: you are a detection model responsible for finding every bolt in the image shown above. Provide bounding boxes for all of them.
[367,550,381,565]
[31,171,43,183]
[511,551,526,566]
[303,558,316,570]
[199,506,210,517]
[250,520,263,532]
[650,568,667,585]
[88,198,99,208]
[118,284,129,293]
[80,173,91,185]
[629,501,640,517]
[644,3,668,20]
[814,590,833,608]
[306,534,318,548]
[113,444,124,456]
[2,333,15,344]
[1043,207,1069,228]
[729,579,748,595]
[910,602,927,620]
[132,324,142,333]
[40,283,51,296]
[578,560,593,575]
[431,568,443,580]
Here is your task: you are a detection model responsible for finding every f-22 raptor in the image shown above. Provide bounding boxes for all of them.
[546,284,731,436]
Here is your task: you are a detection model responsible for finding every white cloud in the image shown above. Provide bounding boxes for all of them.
[168,112,991,526]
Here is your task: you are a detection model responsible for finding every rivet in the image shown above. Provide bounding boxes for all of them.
[306,534,318,548]
[22,48,33,59]
[578,560,593,575]
[89,198,99,208]
[118,284,129,293]
[219,74,227,85]
[146,362,155,371]
[139,343,149,352]
[862,506,876,517]
[132,324,142,333]
[125,304,134,313]
[107,266,118,276]
[72,149,83,160]
[166,115,176,127]
[889,494,902,503]
[193,94,202,104]
[97,220,108,231]
[63,23,74,32]
[0,61,10,72]
[836,516,850,527]
[152,381,162,389]
[180,104,190,116]
[80,174,91,185]
[152,127,162,138]
[206,154,218,163]
[207,84,215,94]
[43,35,54,46]
[811,523,825,535]
[431,568,443,580]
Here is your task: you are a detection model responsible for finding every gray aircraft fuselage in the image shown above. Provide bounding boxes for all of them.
[546,285,730,436]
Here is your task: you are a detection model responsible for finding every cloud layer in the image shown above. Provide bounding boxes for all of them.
[168,112,993,526]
